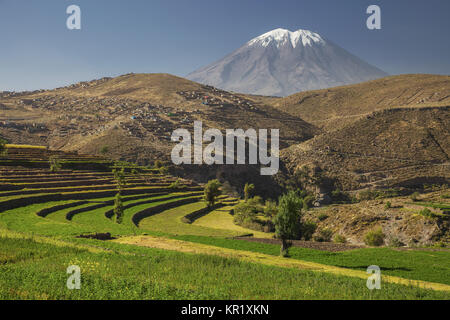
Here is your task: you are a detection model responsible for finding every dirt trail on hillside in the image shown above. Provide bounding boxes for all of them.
[115,235,450,292]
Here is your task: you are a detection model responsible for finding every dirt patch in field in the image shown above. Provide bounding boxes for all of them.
[233,237,361,252]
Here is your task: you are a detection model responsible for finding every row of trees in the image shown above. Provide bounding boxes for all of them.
[110,163,175,224]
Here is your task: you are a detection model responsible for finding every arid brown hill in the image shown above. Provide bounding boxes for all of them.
[0,73,317,164]
[273,74,450,131]
[281,106,450,192]
[2,73,449,196]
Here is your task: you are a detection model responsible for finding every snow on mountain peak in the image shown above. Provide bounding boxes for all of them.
[247,28,324,48]
[187,27,388,97]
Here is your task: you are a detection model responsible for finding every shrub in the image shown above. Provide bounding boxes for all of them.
[411,192,420,202]
[263,200,278,218]
[364,228,385,246]
[169,178,182,189]
[317,213,329,221]
[248,196,263,206]
[234,200,273,233]
[333,234,347,244]
[331,188,351,203]
[158,166,169,175]
[234,202,258,224]
[432,242,447,248]
[419,208,436,219]
[100,145,109,155]
[358,189,400,201]
[313,228,333,242]
[302,195,315,210]
[300,221,317,241]
[441,194,450,199]
[244,183,255,202]
[384,201,392,209]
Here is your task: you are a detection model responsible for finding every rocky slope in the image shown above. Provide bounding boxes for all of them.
[273,74,450,131]
[281,106,450,192]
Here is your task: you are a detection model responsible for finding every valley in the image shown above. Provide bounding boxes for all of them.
[0,72,449,300]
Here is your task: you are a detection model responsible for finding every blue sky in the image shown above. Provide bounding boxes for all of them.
[1,0,449,91]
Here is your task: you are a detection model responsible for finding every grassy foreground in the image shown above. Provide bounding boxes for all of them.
[171,235,450,286]
[1,234,448,300]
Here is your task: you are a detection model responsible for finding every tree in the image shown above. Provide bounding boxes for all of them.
[244,183,255,202]
[113,192,124,224]
[204,179,222,208]
[158,166,169,175]
[273,191,303,257]
[112,167,126,191]
[49,156,62,173]
[0,138,6,156]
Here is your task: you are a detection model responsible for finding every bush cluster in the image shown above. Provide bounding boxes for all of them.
[234,197,274,233]
[358,189,400,201]
[364,228,385,246]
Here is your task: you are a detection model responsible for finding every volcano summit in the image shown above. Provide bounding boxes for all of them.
[187,28,388,96]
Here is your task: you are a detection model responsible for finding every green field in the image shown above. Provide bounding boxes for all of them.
[1,235,448,300]
[171,235,450,285]
[0,148,449,300]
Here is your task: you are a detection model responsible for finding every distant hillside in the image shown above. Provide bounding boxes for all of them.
[51,73,205,107]
[281,106,450,192]
[0,73,316,196]
[274,74,450,131]
[2,73,450,196]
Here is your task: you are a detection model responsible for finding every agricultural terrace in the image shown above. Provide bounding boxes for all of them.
[0,146,449,299]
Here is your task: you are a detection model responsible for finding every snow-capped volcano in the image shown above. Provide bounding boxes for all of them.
[247,28,324,48]
[187,28,388,97]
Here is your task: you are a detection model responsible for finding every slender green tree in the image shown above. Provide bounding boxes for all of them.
[0,138,6,156]
[49,156,62,173]
[113,192,124,224]
[244,183,255,202]
[112,167,126,191]
[111,167,126,224]
[204,179,222,208]
[273,191,303,257]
